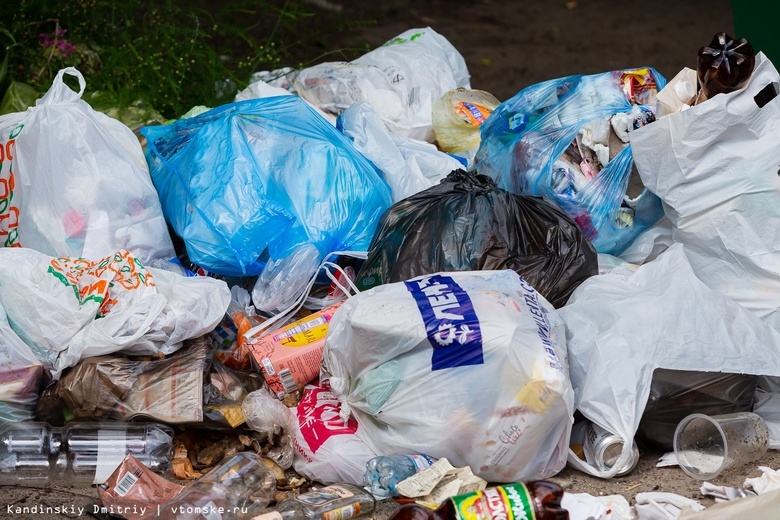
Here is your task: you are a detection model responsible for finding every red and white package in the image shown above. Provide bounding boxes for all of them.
[292,384,376,485]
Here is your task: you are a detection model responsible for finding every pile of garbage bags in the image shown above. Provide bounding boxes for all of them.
[3,22,780,520]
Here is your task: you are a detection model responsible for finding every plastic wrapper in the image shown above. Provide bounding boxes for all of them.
[241,389,297,469]
[355,169,598,308]
[294,27,470,142]
[0,68,175,264]
[98,454,184,520]
[211,287,265,372]
[0,247,230,379]
[635,369,759,451]
[323,270,574,483]
[142,95,391,314]
[0,303,47,423]
[475,67,667,254]
[36,336,262,429]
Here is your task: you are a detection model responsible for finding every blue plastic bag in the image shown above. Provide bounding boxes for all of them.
[142,96,392,310]
[475,68,666,254]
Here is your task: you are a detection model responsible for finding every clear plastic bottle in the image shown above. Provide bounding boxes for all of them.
[363,454,437,499]
[0,421,174,484]
[158,451,276,520]
[254,482,376,520]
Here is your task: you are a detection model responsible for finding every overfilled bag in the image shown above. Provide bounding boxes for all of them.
[142,95,391,314]
[0,248,230,379]
[355,170,598,308]
[36,336,261,428]
[294,28,470,142]
[559,244,780,478]
[292,384,378,485]
[323,270,574,482]
[475,67,666,254]
[0,68,175,263]
[0,302,46,423]
[631,52,780,330]
[337,102,462,202]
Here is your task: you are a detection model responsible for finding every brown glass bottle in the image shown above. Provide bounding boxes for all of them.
[389,481,568,520]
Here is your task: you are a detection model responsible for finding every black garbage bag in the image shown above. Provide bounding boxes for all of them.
[355,169,598,308]
[636,369,759,451]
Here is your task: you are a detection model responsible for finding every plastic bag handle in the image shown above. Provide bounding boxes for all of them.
[38,67,86,106]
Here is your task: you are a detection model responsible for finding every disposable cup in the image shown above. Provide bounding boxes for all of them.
[673,412,769,480]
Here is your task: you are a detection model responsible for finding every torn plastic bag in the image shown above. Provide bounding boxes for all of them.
[0,68,175,263]
[292,384,378,485]
[0,302,46,423]
[337,102,462,202]
[142,95,391,314]
[323,270,574,483]
[0,247,230,379]
[242,388,298,469]
[36,335,262,428]
[475,67,666,254]
[631,53,780,330]
[355,169,598,308]
[559,244,780,478]
[635,369,759,451]
[294,27,470,142]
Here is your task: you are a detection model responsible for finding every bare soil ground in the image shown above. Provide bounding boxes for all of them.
[3,1,775,518]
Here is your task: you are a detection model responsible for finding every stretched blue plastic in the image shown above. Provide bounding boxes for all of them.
[141,96,392,278]
[475,68,667,254]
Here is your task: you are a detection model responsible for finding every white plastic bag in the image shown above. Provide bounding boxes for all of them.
[0,68,175,264]
[322,270,574,483]
[292,384,377,485]
[0,248,230,379]
[338,102,462,202]
[631,53,780,329]
[0,302,45,422]
[295,28,470,142]
[559,244,780,478]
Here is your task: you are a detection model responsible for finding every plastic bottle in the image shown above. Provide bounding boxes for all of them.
[363,454,437,498]
[387,482,569,520]
[697,32,755,101]
[0,421,174,485]
[158,452,276,520]
[254,482,376,520]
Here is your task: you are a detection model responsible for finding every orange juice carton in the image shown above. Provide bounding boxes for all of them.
[247,303,343,400]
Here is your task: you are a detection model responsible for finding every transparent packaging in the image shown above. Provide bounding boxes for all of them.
[363,454,436,499]
[256,483,376,520]
[0,421,174,484]
[158,452,276,520]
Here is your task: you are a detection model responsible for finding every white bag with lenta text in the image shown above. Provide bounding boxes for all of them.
[322,270,574,483]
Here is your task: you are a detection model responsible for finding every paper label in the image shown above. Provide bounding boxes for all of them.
[404,274,483,370]
[93,430,127,485]
[323,504,359,520]
[450,484,535,520]
[408,454,437,472]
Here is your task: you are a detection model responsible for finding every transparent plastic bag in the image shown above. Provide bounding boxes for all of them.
[432,88,501,159]
[0,302,46,423]
[475,68,667,254]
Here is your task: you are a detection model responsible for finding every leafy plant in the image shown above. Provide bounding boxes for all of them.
[0,0,370,119]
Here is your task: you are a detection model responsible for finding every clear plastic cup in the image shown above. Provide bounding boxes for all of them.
[673,412,769,480]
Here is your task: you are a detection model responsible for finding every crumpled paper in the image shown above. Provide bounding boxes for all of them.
[395,458,486,504]
[635,492,705,519]
[560,492,633,520]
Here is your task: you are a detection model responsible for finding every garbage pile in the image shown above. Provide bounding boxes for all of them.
[2,25,780,520]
